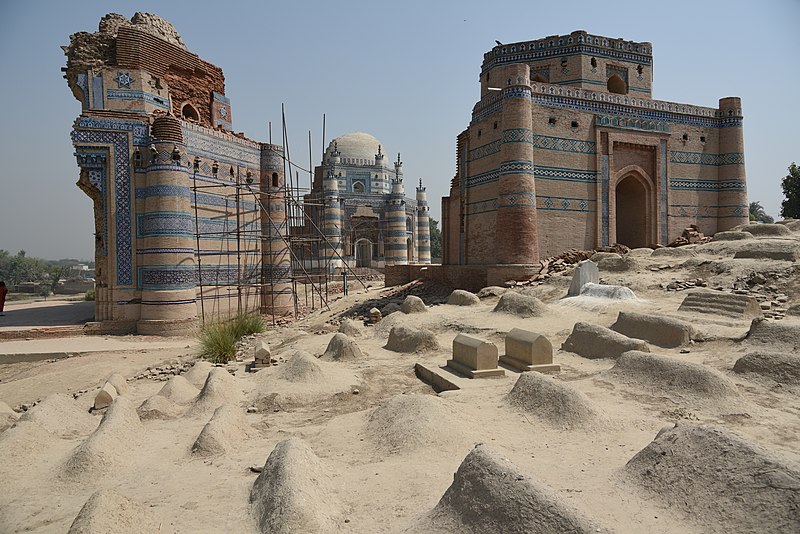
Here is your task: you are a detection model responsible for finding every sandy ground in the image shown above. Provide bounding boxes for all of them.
[1,235,799,533]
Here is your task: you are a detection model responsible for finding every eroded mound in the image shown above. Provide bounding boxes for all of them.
[137,394,183,420]
[0,401,19,433]
[338,318,363,337]
[651,247,696,258]
[604,351,740,404]
[183,361,213,388]
[187,368,243,417]
[733,240,799,261]
[401,295,428,313]
[492,292,547,318]
[507,373,599,429]
[250,438,343,534]
[562,322,649,359]
[67,489,159,534]
[746,318,800,351]
[476,286,507,298]
[192,405,254,456]
[625,424,800,534]
[385,325,440,353]
[447,289,481,306]
[365,394,462,452]
[734,223,793,237]
[61,396,143,480]
[275,351,325,383]
[156,375,199,405]
[322,333,363,361]
[733,351,800,385]
[18,393,97,438]
[410,444,604,533]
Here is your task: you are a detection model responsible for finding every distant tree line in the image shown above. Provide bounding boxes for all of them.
[0,250,91,293]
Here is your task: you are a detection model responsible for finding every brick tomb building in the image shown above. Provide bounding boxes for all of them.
[436,30,748,288]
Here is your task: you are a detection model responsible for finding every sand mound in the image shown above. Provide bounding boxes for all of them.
[186,368,244,417]
[733,351,800,385]
[604,351,740,405]
[476,286,507,298]
[595,253,639,272]
[492,292,547,318]
[381,302,402,316]
[275,351,325,383]
[156,375,199,404]
[183,360,213,387]
[447,289,480,306]
[321,333,363,361]
[106,373,129,395]
[713,230,754,241]
[385,325,440,353]
[18,393,98,438]
[734,222,793,237]
[625,424,800,534]
[365,394,462,452]
[192,404,254,456]
[610,310,694,348]
[507,373,599,430]
[137,395,183,420]
[61,396,143,480]
[562,322,649,359]
[0,401,19,433]
[0,419,59,462]
[733,240,800,261]
[67,489,159,534]
[401,295,428,313]
[651,247,696,258]
[746,318,800,350]
[410,444,604,533]
[250,438,343,533]
[338,318,363,337]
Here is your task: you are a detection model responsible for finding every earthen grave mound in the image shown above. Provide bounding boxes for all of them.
[18,393,98,438]
[192,404,254,456]
[410,444,606,533]
[321,333,363,362]
[250,438,343,534]
[156,374,200,405]
[183,360,213,388]
[733,351,800,385]
[625,424,800,534]
[186,368,243,417]
[447,289,481,306]
[365,393,463,453]
[67,489,159,534]
[385,325,440,353]
[562,322,649,359]
[137,394,183,420]
[507,372,600,430]
[492,292,548,318]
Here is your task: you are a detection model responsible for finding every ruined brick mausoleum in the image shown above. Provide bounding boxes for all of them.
[64,13,291,335]
[434,31,748,288]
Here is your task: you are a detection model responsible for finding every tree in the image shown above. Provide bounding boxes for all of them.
[749,201,774,224]
[429,219,442,259]
[780,162,800,219]
[48,264,71,295]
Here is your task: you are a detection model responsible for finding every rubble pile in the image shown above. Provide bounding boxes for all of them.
[668,224,711,247]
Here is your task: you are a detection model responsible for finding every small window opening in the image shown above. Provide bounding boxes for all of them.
[682,133,689,141]
[272,172,279,187]
[353,182,365,193]
[607,74,626,94]
[181,103,199,121]
[477,130,482,138]
[591,57,597,68]
[571,120,579,129]
[700,136,706,144]
[637,65,644,76]
[493,121,498,129]
[548,117,557,126]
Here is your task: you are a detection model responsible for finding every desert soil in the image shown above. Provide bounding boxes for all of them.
[1,233,799,533]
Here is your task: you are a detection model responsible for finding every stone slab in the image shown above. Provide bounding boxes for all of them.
[567,260,598,297]
[504,328,553,365]
[452,333,499,372]
[446,358,505,379]
[499,355,561,374]
[414,362,460,392]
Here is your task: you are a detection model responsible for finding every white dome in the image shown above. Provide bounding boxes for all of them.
[325,132,388,164]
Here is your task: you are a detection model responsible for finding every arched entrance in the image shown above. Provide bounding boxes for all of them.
[614,173,651,248]
[355,239,372,268]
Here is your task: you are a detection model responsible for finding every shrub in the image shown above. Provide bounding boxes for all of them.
[85,288,96,301]
[199,313,265,364]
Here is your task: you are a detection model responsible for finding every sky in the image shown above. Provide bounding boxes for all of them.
[0,0,797,260]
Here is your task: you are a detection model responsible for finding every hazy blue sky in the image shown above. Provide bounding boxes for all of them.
[0,0,797,260]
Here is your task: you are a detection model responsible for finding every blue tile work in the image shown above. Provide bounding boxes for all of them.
[502,128,535,144]
[107,90,170,110]
[669,179,746,191]
[135,184,257,211]
[465,194,595,216]
[538,195,596,212]
[531,134,596,154]
[183,125,260,167]
[467,140,502,161]
[595,114,669,133]
[465,165,597,188]
[137,212,194,238]
[499,160,535,176]
[660,140,668,244]
[72,118,149,286]
[465,169,501,188]
[113,71,133,88]
[76,73,89,109]
[499,191,536,208]
[75,150,108,255]
[670,151,745,166]
[601,155,610,246]
[91,75,104,110]
[669,204,749,219]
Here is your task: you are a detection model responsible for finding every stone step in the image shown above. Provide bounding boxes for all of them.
[678,290,763,319]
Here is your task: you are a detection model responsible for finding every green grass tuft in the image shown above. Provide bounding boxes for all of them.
[199,313,265,364]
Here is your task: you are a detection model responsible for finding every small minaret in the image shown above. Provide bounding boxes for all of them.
[717,97,748,232]
[374,144,385,193]
[260,143,293,316]
[385,153,408,265]
[322,159,343,269]
[416,178,431,264]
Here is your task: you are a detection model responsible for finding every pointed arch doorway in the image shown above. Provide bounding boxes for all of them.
[612,167,657,248]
